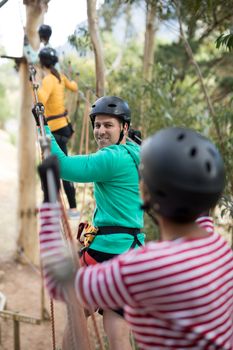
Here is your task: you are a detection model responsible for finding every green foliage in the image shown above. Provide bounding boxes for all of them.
[213,107,233,194]
[65,0,233,230]
[100,1,127,31]
[219,196,233,220]
[216,32,233,51]
[68,26,91,55]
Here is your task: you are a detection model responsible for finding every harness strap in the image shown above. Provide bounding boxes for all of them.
[97,226,142,248]
[47,110,68,121]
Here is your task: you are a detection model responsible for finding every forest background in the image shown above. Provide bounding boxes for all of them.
[0,0,233,250]
[0,1,233,348]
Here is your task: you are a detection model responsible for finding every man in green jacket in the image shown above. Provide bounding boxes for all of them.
[42,96,145,350]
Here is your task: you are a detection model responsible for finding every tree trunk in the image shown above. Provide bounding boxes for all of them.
[140,0,157,136]
[17,0,48,265]
[142,0,157,82]
[87,0,105,97]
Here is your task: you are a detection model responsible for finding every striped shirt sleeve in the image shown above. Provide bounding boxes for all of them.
[75,255,136,310]
[39,202,68,301]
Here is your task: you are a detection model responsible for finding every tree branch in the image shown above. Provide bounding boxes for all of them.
[199,12,233,44]
[174,0,222,142]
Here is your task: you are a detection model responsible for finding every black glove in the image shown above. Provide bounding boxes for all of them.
[32,102,48,127]
[38,155,60,202]
[128,128,142,145]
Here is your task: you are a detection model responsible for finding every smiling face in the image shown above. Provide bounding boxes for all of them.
[93,115,128,149]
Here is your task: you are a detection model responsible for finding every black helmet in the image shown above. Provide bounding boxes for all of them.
[38,24,52,41]
[39,47,58,68]
[89,96,131,127]
[140,127,225,222]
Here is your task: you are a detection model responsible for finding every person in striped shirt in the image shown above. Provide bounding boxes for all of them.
[40,127,233,350]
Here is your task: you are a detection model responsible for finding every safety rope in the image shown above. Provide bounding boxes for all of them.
[50,299,56,350]
[90,313,105,350]
[77,90,91,224]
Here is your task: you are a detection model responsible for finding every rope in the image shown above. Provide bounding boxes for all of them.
[78,91,90,155]
[78,90,91,223]
[130,331,137,350]
[90,314,105,350]
[50,300,56,350]
[66,301,79,350]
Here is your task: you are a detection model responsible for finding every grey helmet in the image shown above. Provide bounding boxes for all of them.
[140,127,225,222]
[89,96,131,127]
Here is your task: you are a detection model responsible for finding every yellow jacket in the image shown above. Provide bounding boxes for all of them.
[38,73,78,132]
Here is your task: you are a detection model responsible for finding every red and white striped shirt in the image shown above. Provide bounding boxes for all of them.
[196,215,214,233]
[75,225,233,349]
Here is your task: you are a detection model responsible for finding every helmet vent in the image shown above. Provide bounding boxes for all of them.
[205,161,211,173]
[108,104,117,108]
[190,147,197,157]
[177,133,185,141]
[208,147,217,158]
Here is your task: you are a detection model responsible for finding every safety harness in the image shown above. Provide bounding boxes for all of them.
[98,226,142,248]
[46,109,68,122]
[77,224,142,253]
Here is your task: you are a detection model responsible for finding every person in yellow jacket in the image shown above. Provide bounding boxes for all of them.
[38,47,79,218]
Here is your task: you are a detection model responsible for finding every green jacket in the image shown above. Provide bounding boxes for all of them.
[46,126,145,254]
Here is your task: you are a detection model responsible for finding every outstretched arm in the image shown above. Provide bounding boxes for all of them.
[63,74,78,92]
[44,125,117,183]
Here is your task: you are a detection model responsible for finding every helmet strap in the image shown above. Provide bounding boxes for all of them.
[116,129,125,145]
[116,121,128,145]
